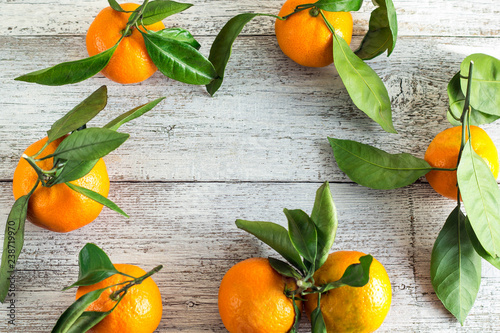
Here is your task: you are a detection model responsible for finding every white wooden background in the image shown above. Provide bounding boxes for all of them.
[0,0,499,332]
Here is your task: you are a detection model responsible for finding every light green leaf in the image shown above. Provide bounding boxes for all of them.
[65,183,128,218]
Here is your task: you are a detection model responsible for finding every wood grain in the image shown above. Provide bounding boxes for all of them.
[0,0,499,331]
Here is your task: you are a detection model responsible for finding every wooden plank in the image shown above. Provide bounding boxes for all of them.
[0,182,498,331]
[0,0,499,37]
[1,35,500,182]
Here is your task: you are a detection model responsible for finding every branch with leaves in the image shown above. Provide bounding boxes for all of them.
[0,86,165,303]
[235,182,373,331]
[52,243,162,333]
[206,0,398,133]
[328,53,500,324]
[15,0,217,86]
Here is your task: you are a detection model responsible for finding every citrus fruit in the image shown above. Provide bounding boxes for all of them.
[86,3,165,84]
[275,0,353,67]
[425,125,499,200]
[305,251,392,333]
[75,263,163,333]
[218,257,300,333]
[12,136,109,233]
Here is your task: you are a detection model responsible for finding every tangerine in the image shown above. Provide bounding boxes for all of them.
[305,251,392,333]
[218,257,300,333]
[76,263,163,333]
[425,126,499,200]
[86,3,165,84]
[275,0,353,67]
[12,136,109,233]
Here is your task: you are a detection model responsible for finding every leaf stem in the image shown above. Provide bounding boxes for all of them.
[109,265,162,301]
[281,4,314,20]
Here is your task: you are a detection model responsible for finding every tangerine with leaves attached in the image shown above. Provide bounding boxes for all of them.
[75,263,163,333]
[12,136,109,233]
[86,3,165,84]
[275,0,353,67]
[304,251,392,333]
[425,125,499,200]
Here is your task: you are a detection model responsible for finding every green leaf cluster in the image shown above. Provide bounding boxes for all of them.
[15,0,216,86]
[0,86,165,303]
[236,182,373,332]
[52,244,163,333]
[205,0,398,133]
[328,54,500,325]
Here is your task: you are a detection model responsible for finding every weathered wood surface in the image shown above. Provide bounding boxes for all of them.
[0,0,499,332]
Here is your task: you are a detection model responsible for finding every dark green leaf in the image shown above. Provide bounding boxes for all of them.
[291,295,301,333]
[155,28,200,49]
[447,72,499,126]
[141,0,192,25]
[51,287,108,333]
[268,257,302,279]
[313,0,362,12]
[460,54,500,115]
[50,160,99,185]
[464,216,500,270]
[47,86,108,143]
[104,97,165,131]
[206,13,273,95]
[284,209,317,269]
[65,183,129,218]
[0,194,31,302]
[431,207,481,325]
[235,220,306,272]
[310,182,337,270]
[63,243,120,290]
[142,31,217,85]
[329,137,431,189]
[64,311,113,333]
[355,0,398,60]
[15,45,118,86]
[108,0,126,12]
[311,294,327,333]
[331,31,396,133]
[51,128,129,161]
[321,255,373,292]
[457,141,500,258]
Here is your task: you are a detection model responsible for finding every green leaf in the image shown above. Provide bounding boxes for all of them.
[284,209,317,269]
[155,28,201,49]
[15,45,118,86]
[63,243,120,290]
[0,194,32,302]
[447,72,499,126]
[65,183,129,218]
[50,160,99,185]
[355,0,398,60]
[64,310,114,333]
[51,287,108,333]
[104,97,165,131]
[464,216,500,270]
[108,0,127,12]
[268,257,302,279]
[47,86,108,143]
[291,295,301,333]
[141,0,193,25]
[310,182,337,270]
[329,137,431,189]
[311,294,327,333]
[142,31,217,85]
[331,31,396,133]
[313,0,363,12]
[460,54,500,115]
[430,207,482,325]
[321,255,373,292]
[457,141,500,257]
[206,13,273,96]
[235,220,306,272]
[51,128,129,161]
